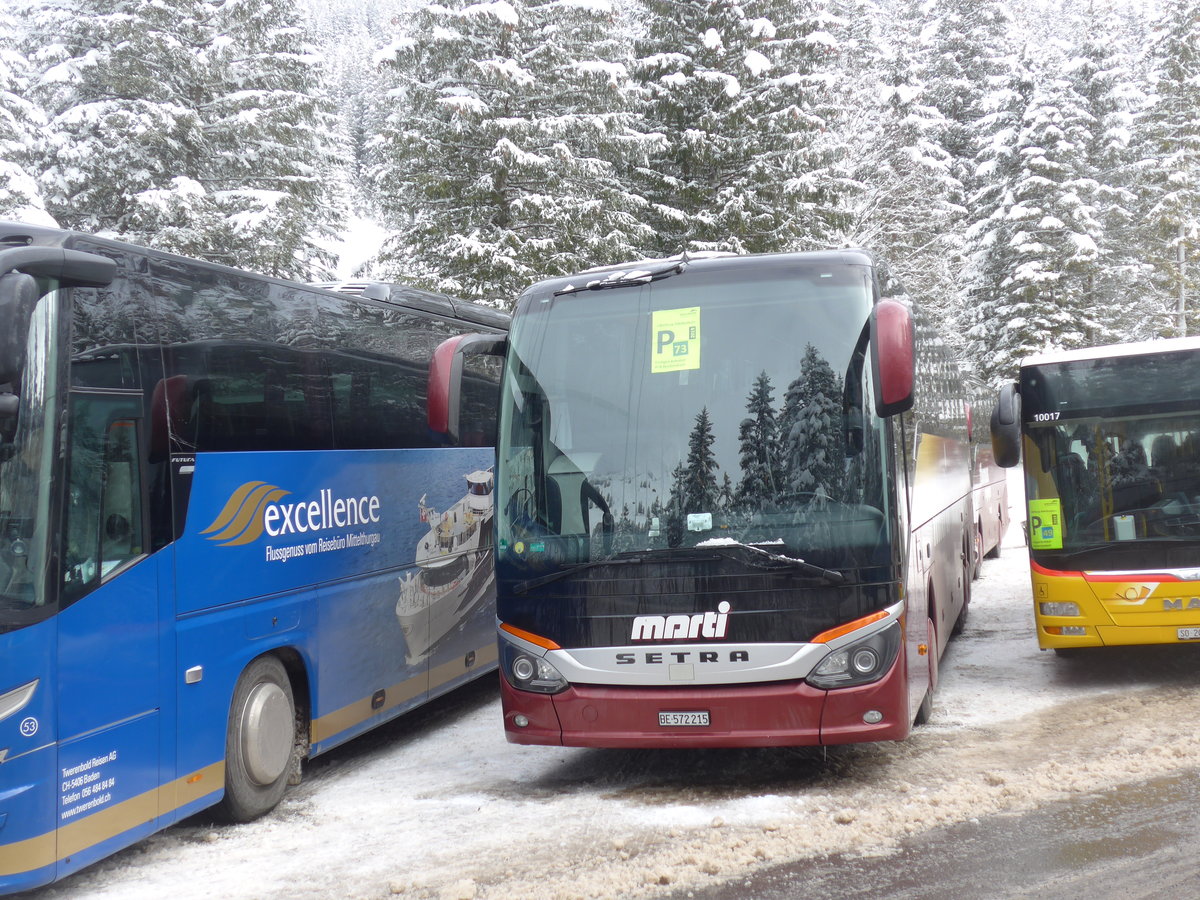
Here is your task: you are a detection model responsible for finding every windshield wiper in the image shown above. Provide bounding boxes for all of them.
[698,540,846,585]
[554,254,689,296]
[511,554,652,595]
[511,542,846,594]
[511,548,731,595]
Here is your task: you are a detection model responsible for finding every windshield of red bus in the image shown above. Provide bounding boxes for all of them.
[0,281,62,630]
[1021,350,1200,571]
[495,259,893,580]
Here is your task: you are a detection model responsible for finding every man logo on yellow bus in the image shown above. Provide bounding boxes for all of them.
[1115,585,1152,602]
[201,481,291,546]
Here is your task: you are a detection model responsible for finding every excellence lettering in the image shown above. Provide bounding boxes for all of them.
[264,489,381,537]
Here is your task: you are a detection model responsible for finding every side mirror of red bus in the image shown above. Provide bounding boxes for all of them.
[869,299,914,418]
[428,333,507,445]
[990,382,1022,468]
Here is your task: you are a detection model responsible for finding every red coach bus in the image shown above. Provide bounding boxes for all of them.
[433,251,995,747]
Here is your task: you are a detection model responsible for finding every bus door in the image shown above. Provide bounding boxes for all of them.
[54,388,163,875]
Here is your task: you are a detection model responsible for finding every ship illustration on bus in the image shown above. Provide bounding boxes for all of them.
[396,469,496,661]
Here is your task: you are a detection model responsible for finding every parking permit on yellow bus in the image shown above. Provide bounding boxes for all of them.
[1028,498,1064,549]
[651,307,700,373]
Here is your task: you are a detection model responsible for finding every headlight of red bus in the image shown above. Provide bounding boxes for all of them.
[807,621,901,689]
[500,639,568,694]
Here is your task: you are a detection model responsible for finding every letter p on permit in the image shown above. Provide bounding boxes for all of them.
[657,330,675,354]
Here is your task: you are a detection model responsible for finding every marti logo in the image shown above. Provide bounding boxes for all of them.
[202,481,382,546]
[630,601,731,641]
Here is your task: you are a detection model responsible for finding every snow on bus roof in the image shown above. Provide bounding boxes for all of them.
[1022,334,1200,368]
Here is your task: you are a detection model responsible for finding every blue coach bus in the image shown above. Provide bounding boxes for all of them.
[0,222,506,891]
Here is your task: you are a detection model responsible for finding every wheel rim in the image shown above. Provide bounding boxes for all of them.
[239,681,293,785]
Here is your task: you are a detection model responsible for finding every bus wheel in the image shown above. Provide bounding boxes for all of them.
[914,617,936,726]
[985,509,1003,558]
[218,655,296,823]
[914,687,934,726]
[953,538,971,636]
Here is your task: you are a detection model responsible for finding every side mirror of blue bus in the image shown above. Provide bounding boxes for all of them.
[990,382,1022,468]
[428,333,508,445]
[869,298,914,418]
[0,272,40,395]
[0,246,116,407]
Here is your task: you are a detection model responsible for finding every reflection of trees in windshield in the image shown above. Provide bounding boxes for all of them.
[736,371,781,508]
[625,345,859,549]
[781,345,846,501]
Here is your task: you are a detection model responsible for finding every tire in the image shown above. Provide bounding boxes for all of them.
[985,508,1004,558]
[217,655,297,823]
[952,584,970,635]
[914,615,937,726]
[953,538,971,636]
[914,688,934,726]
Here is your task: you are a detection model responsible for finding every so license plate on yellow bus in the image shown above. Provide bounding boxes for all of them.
[1178,627,1200,641]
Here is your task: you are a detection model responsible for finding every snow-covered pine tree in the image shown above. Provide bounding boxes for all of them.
[779,344,845,499]
[963,50,1116,383]
[916,0,1016,256]
[665,461,687,547]
[735,371,781,508]
[29,0,344,279]
[632,0,849,255]
[1063,2,1153,345]
[0,14,53,225]
[1003,64,1104,346]
[683,406,720,515]
[1132,0,1200,336]
[961,55,1043,383]
[205,0,348,277]
[301,0,403,188]
[719,471,735,510]
[371,0,650,306]
[843,0,961,323]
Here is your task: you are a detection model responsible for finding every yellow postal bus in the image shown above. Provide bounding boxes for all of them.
[992,336,1200,653]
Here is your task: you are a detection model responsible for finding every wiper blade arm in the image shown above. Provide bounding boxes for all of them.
[700,540,846,584]
[510,548,723,594]
[554,254,689,296]
[512,554,649,595]
[509,541,846,594]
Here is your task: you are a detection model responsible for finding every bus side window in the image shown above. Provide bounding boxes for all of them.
[101,420,143,564]
[62,393,145,605]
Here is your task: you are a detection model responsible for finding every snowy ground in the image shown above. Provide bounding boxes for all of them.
[32,476,1200,900]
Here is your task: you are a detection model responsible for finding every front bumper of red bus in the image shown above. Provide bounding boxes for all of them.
[499,654,910,748]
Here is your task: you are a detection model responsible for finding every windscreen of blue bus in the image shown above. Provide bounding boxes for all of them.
[1022,351,1200,571]
[496,260,893,592]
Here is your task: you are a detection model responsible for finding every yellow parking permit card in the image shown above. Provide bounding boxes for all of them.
[651,307,700,373]
[1028,498,1064,550]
